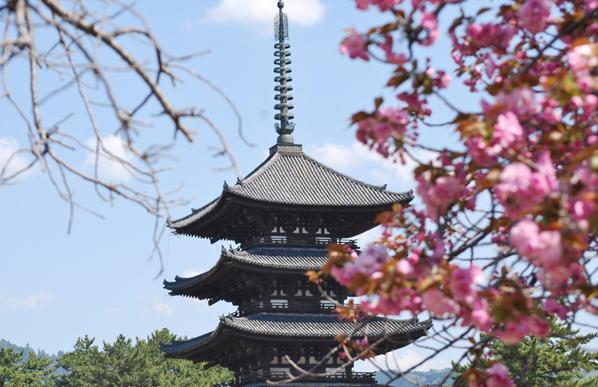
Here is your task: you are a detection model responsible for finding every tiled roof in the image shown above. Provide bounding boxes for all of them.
[226,246,328,270]
[162,313,431,355]
[170,146,412,229]
[228,149,412,206]
[221,312,431,338]
[163,246,328,293]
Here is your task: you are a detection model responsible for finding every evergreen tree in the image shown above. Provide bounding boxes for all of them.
[0,330,232,386]
[57,329,232,387]
[0,347,56,386]
[454,321,598,386]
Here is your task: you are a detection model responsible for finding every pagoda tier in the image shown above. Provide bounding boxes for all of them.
[162,313,432,386]
[163,3,429,385]
[164,246,348,313]
[169,144,413,245]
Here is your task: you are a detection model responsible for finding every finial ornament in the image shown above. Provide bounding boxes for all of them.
[273,0,295,144]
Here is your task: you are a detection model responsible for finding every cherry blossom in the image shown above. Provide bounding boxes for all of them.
[340,30,369,61]
[422,288,460,316]
[485,363,514,387]
[416,174,464,220]
[320,1,597,384]
[518,0,552,33]
[450,265,483,303]
[510,220,562,268]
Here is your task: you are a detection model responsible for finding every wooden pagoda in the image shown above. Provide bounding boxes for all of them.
[162,2,431,386]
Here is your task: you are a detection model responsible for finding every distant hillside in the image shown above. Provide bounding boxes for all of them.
[376,369,453,386]
[0,339,60,361]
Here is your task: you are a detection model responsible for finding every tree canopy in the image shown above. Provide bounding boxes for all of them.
[0,329,232,387]
[454,321,598,386]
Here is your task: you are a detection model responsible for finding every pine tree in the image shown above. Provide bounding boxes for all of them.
[454,321,598,386]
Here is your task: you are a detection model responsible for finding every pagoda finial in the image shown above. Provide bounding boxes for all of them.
[273,0,295,144]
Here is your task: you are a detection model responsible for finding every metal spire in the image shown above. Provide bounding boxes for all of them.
[273,0,295,144]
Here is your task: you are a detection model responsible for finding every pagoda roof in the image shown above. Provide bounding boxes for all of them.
[164,246,328,298]
[169,145,413,236]
[162,312,431,360]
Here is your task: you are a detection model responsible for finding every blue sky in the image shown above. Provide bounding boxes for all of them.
[1,0,468,371]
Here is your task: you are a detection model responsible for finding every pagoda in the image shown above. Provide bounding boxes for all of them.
[162,2,431,386]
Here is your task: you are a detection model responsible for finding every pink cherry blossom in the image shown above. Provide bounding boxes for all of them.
[396,259,414,275]
[567,43,597,92]
[356,0,401,12]
[466,136,496,166]
[422,288,460,316]
[498,321,529,344]
[417,174,464,220]
[466,23,516,51]
[496,152,558,217]
[492,112,524,151]
[486,363,514,387]
[569,197,595,230]
[362,287,423,315]
[331,265,358,287]
[470,298,493,331]
[355,243,389,274]
[339,0,597,380]
[493,88,538,119]
[509,219,562,268]
[356,106,409,156]
[356,0,370,9]
[527,316,550,337]
[544,298,569,319]
[450,265,483,303]
[377,35,407,64]
[340,30,369,61]
[518,0,552,33]
[421,12,439,46]
[586,0,598,12]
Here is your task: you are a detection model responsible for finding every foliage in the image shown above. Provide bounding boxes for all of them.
[313,1,597,386]
[453,321,598,386]
[0,330,232,387]
[57,329,232,387]
[0,347,56,386]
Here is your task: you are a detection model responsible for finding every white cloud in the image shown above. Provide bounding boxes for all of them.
[0,292,54,309]
[307,141,436,191]
[204,0,326,28]
[0,137,35,182]
[85,134,134,182]
[152,301,175,317]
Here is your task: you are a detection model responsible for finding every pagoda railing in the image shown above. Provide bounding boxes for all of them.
[236,371,377,385]
[243,235,359,249]
[236,301,337,316]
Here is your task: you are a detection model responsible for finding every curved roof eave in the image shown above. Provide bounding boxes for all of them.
[162,246,229,293]
[163,246,330,295]
[168,149,414,232]
[169,190,413,233]
[162,314,432,357]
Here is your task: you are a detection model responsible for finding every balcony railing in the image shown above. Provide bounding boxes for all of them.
[243,235,359,249]
[235,301,337,316]
[236,371,377,385]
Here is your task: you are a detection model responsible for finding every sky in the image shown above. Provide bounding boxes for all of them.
[1,0,467,371]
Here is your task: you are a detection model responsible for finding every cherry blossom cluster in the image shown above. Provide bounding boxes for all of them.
[322,1,597,385]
